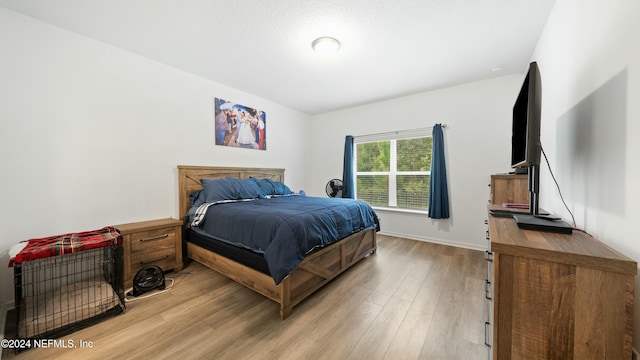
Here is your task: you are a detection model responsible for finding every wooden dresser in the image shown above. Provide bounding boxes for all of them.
[490,174,528,205]
[485,205,636,359]
[115,218,183,289]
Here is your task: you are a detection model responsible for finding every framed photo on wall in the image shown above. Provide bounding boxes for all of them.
[214,97,266,150]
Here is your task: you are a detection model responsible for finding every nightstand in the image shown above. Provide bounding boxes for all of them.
[115,218,183,289]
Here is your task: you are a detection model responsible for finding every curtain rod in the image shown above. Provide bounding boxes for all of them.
[353,124,447,139]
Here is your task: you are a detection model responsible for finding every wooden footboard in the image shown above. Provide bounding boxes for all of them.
[188,228,376,319]
[178,165,378,319]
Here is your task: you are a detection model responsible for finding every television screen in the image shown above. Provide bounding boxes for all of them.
[511,62,541,169]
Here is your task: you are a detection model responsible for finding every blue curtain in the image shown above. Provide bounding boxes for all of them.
[342,135,354,198]
[428,124,450,219]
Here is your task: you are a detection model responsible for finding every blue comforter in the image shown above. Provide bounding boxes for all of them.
[188,196,379,285]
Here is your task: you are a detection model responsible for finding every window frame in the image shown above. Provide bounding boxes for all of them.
[353,129,432,212]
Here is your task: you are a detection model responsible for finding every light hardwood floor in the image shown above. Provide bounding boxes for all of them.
[4,235,488,360]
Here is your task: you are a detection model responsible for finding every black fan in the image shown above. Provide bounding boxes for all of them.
[132,265,165,297]
[325,179,344,198]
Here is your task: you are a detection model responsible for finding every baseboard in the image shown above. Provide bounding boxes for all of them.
[377,231,487,251]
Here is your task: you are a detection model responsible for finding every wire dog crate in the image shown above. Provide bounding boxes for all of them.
[11,228,125,340]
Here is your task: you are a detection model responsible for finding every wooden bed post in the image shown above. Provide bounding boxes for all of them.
[279,277,292,320]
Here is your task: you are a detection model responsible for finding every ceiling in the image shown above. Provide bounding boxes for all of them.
[0,0,557,115]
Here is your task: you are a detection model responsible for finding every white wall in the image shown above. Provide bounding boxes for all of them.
[308,75,523,250]
[532,0,640,349]
[0,8,310,307]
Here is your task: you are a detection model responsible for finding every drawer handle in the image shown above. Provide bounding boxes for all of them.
[485,279,492,300]
[140,233,169,242]
[484,250,493,262]
[484,321,492,348]
[484,219,488,225]
[486,230,490,240]
[140,255,169,265]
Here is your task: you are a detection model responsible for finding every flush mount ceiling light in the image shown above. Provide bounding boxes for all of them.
[312,37,341,55]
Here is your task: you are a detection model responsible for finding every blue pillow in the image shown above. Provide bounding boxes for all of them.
[236,178,264,199]
[255,178,293,196]
[253,177,276,195]
[189,189,204,207]
[200,178,239,202]
[273,181,293,195]
[200,177,263,202]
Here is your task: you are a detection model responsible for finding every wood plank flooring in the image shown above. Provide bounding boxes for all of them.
[3,235,488,360]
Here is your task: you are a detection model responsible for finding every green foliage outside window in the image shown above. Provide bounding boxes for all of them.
[356,141,390,172]
[397,137,432,171]
[356,175,389,207]
[397,175,430,209]
[356,137,432,210]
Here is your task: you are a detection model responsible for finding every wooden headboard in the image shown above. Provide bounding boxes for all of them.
[177,165,285,220]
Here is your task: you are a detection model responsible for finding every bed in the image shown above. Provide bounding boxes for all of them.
[178,165,378,319]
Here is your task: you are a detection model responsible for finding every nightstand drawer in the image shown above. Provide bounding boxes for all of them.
[130,227,177,252]
[130,251,176,273]
[131,240,176,265]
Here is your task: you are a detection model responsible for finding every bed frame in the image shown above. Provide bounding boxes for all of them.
[178,165,377,319]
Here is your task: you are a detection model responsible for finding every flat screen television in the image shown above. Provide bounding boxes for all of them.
[511,62,542,170]
[512,62,542,216]
[503,61,572,234]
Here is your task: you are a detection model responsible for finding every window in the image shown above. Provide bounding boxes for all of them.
[354,130,432,211]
